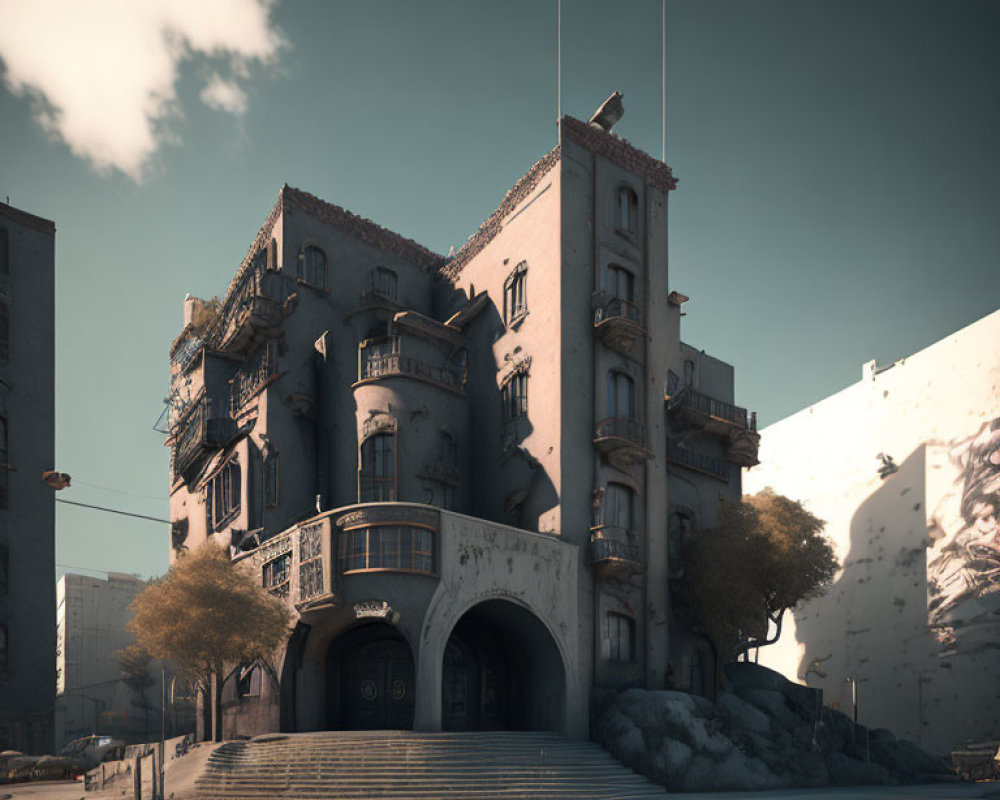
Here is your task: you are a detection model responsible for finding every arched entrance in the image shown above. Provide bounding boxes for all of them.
[441,599,565,731]
[326,623,415,730]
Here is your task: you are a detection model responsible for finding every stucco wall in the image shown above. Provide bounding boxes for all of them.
[744,309,1000,755]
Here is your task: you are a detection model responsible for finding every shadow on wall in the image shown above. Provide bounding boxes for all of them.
[791,445,931,744]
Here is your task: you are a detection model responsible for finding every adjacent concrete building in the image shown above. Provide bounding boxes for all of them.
[168,113,758,739]
[745,310,1000,755]
[0,201,56,753]
[55,572,194,748]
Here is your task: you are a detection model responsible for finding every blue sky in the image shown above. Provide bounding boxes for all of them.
[1,0,997,580]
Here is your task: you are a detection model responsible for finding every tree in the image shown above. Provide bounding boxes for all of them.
[127,544,292,741]
[118,643,155,739]
[681,488,838,663]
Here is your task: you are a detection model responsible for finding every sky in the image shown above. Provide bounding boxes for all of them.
[0,0,997,582]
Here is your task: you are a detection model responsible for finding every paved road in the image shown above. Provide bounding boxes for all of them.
[0,780,86,799]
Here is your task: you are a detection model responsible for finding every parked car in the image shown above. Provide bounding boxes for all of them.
[5,755,41,783]
[29,755,78,781]
[951,740,1000,781]
[60,735,125,770]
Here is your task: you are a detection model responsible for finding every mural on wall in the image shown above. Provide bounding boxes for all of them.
[927,418,1000,647]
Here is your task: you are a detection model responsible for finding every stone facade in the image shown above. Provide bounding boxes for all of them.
[168,116,756,739]
[0,201,56,753]
[744,310,1000,755]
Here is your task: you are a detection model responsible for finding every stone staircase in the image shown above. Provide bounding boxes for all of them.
[194,730,666,799]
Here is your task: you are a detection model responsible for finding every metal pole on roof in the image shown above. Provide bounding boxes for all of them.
[662,0,667,162]
[557,0,562,145]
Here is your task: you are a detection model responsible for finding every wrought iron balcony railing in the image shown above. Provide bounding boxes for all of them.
[359,352,465,394]
[595,296,641,326]
[230,341,279,414]
[594,415,646,446]
[665,441,731,482]
[172,396,234,476]
[668,386,756,431]
[589,535,641,566]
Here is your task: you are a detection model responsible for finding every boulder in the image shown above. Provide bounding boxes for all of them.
[826,752,892,786]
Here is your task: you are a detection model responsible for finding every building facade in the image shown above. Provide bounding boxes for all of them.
[0,201,56,753]
[744,310,1000,755]
[167,115,757,739]
[55,572,194,749]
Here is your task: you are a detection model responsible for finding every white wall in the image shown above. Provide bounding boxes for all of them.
[744,309,1000,755]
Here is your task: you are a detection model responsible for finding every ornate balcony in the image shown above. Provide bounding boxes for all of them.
[593,415,652,467]
[665,441,730,482]
[593,293,644,354]
[589,526,642,579]
[171,396,235,478]
[230,341,279,414]
[665,386,760,466]
[217,266,285,354]
[357,340,465,395]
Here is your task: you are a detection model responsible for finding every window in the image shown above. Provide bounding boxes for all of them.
[607,612,635,662]
[602,483,634,531]
[606,371,634,418]
[360,432,396,502]
[426,481,455,510]
[0,416,7,509]
[210,459,241,529]
[299,524,324,600]
[262,553,290,596]
[299,245,327,288]
[504,262,528,325]
[341,525,435,574]
[603,264,634,302]
[617,187,638,235]
[0,228,7,275]
[501,372,528,421]
[683,359,695,387]
[0,296,8,363]
[264,452,279,507]
[237,663,262,698]
[369,267,398,301]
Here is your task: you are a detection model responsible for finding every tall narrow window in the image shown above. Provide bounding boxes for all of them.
[504,262,528,325]
[0,297,8,363]
[501,372,528,421]
[360,432,396,502]
[300,245,327,288]
[370,267,398,301]
[211,459,241,529]
[606,371,634,418]
[0,228,8,275]
[603,483,634,531]
[617,187,638,235]
[607,612,635,662]
[683,359,695,387]
[263,452,279,507]
[603,264,635,302]
[0,417,7,510]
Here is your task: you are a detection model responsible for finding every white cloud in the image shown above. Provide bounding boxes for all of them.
[200,74,248,115]
[0,0,282,181]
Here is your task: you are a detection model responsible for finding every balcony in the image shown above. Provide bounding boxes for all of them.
[593,293,644,354]
[593,415,652,467]
[171,396,235,478]
[665,386,760,466]
[217,265,285,353]
[357,342,465,395]
[589,526,642,579]
[230,341,279,414]
[665,441,730,482]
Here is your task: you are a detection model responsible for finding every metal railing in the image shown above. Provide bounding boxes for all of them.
[589,536,641,565]
[360,352,465,393]
[670,387,755,430]
[594,415,646,445]
[595,295,641,326]
[666,441,730,481]
[172,397,233,473]
[230,342,279,414]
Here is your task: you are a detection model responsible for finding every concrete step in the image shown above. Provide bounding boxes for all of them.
[193,731,664,799]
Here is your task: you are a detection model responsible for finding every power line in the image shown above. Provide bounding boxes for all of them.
[56,498,170,524]
[71,478,164,502]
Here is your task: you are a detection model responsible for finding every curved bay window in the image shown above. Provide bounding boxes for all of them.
[359,432,396,502]
[341,525,435,575]
[299,245,327,288]
[606,370,634,419]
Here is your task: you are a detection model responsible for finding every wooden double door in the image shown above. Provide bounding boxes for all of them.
[329,627,415,730]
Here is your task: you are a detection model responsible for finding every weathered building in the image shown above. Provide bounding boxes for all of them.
[0,201,56,752]
[744,310,1000,755]
[55,572,194,748]
[167,114,757,739]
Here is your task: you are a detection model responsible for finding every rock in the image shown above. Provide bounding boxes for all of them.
[683,748,789,792]
[718,691,772,734]
[826,752,892,786]
[741,687,801,729]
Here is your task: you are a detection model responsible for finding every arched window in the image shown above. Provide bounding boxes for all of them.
[370,266,398,301]
[0,296,8,363]
[504,262,528,325]
[617,186,638,235]
[501,372,528,421]
[602,483,634,531]
[360,432,396,502]
[683,359,695,387]
[300,245,327,288]
[606,370,634,418]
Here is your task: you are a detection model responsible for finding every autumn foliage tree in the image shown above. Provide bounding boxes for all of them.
[681,488,838,663]
[127,545,292,741]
